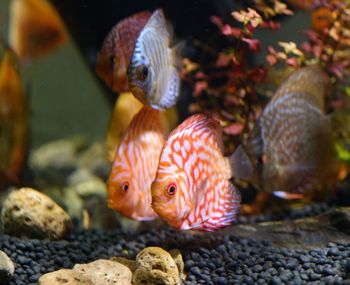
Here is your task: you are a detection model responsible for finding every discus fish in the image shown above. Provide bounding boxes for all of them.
[285,0,315,10]
[96,11,152,93]
[107,106,165,221]
[151,114,241,231]
[106,92,178,161]
[9,0,67,62]
[231,65,337,199]
[0,47,28,189]
[128,9,181,110]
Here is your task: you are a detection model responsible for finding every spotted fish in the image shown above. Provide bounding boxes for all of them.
[107,106,165,221]
[96,11,151,93]
[231,65,337,199]
[151,114,241,231]
[128,9,181,110]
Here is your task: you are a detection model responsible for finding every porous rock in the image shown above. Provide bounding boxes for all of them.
[73,259,132,285]
[110,256,137,274]
[1,188,71,240]
[0,250,14,284]
[134,247,181,285]
[169,249,186,281]
[38,269,93,285]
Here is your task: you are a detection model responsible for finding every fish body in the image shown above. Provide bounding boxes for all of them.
[0,48,27,189]
[128,9,181,110]
[96,11,152,93]
[232,66,336,197]
[107,106,165,221]
[9,0,67,62]
[151,114,241,231]
[106,92,179,162]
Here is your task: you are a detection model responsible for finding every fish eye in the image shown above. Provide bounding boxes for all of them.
[109,56,114,67]
[136,65,149,82]
[120,181,129,193]
[166,183,177,196]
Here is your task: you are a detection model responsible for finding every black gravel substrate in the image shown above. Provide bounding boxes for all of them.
[1,225,350,285]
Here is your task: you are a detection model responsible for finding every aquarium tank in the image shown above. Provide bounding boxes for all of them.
[1,0,350,284]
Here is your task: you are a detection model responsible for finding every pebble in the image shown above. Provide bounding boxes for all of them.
[0,222,348,285]
[0,250,14,285]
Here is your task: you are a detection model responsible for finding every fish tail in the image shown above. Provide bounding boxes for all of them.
[228,144,254,181]
[171,40,186,70]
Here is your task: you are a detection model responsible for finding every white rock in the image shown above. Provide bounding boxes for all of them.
[73,259,132,285]
[0,250,14,285]
[38,269,93,285]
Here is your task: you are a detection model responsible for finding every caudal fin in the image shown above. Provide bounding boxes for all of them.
[228,144,254,181]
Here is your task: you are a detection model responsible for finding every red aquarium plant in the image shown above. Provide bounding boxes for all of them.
[182,0,293,153]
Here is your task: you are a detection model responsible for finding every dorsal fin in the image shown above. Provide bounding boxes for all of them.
[123,106,165,141]
[168,114,224,151]
[143,9,169,40]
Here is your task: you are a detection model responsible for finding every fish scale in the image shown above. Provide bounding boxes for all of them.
[151,114,241,231]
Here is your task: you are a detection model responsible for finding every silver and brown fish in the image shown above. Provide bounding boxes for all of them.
[231,65,337,199]
[127,9,181,110]
[96,11,152,93]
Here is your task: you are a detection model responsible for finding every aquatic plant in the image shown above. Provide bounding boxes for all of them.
[182,0,350,152]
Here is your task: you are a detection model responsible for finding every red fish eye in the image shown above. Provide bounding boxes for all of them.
[166,183,177,196]
[121,182,129,193]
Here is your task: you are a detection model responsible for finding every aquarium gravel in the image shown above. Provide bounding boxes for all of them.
[1,222,350,285]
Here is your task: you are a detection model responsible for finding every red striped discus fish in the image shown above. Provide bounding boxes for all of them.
[151,114,241,231]
[128,9,181,110]
[231,65,337,199]
[107,106,165,221]
[96,11,152,93]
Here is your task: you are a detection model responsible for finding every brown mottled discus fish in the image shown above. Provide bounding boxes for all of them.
[285,0,315,10]
[128,9,181,110]
[96,11,152,93]
[107,106,165,221]
[9,0,68,62]
[0,47,28,189]
[231,66,337,199]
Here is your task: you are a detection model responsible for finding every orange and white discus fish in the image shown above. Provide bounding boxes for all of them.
[107,106,165,221]
[151,114,241,231]
[128,9,181,110]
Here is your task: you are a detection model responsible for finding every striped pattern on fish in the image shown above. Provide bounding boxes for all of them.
[151,114,241,231]
[128,9,180,110]
[96,11,151,93]
[107,106,165,221]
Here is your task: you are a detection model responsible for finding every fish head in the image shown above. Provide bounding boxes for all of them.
[151,158,192,229]
[107,144,157,221]
[128,9,180,109]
